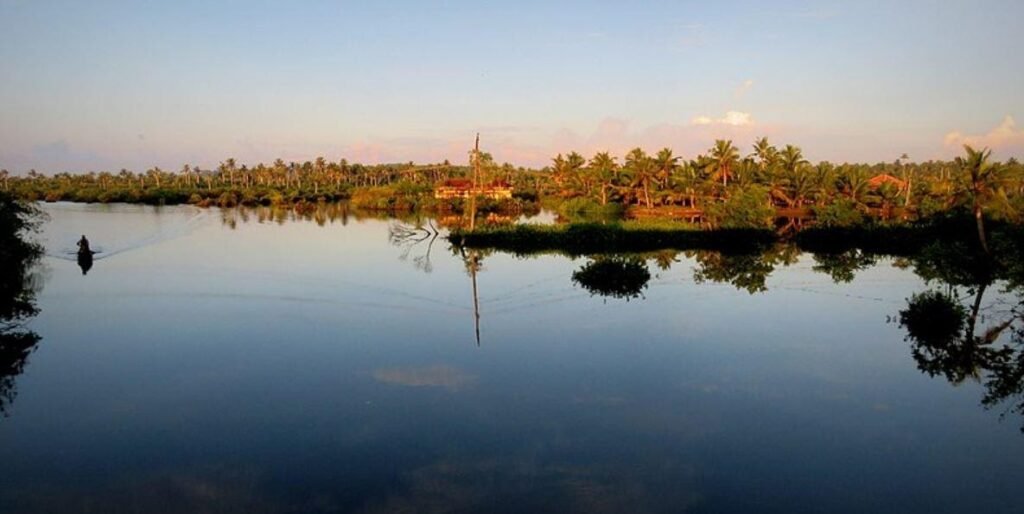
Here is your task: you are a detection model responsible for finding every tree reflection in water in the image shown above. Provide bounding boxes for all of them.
[0,194,44,416]
[898,238,1024,430]
[406,218,1024,429]
[572,257,651,300]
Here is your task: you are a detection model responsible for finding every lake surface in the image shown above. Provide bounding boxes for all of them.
[1,203,1022,513]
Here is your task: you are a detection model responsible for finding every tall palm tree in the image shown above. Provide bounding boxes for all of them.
[551,154,569,193]
[706,140,740,193]
[566,151,588,196]
[955,145,1008,253]
[625,148,656,208]
[777,145,811,207]
[589,151,619,205]
[778,145,808,174]
[751,137,778,178]
[653,148,680,188]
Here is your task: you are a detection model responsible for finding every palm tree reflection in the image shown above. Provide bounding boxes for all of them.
[898,241,1024,430]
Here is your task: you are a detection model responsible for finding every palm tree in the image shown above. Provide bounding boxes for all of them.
[625,148,656,208]
[551,154,569,193]
[566,151,587,196]
[146,167,163,189]
[218,158,237,188]
[589,151,619,205]
[778,145,808,175]
[653,148,680,204]
[836,168,873,214]
[751,137,778,178]
[705,140,740,194]
[955,145,1008,253]
[777,145,812,207]
[898,153,913,206]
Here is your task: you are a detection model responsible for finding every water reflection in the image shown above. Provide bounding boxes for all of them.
[572,257,650,300]
[411,223,1024,430]
[0,198,43,416]
[389,221,441,273]
[7,203,1024,512]
[76,251,93,275]
[898,240,1024,430]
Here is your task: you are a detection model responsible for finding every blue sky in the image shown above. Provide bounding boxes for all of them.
[1,0,1022,172]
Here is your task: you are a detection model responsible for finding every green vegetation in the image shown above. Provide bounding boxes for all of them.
[0,192,44,415]
[2,140,1020,232]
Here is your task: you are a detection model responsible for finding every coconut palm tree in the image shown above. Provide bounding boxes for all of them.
[778,145,808,174]
[565,151,588,196]
[751,137,778,179]
[551,154,569,193]
[653,148,680,188]
[705,140,740,193]
[955,145,1010,253]
[589,151,619,205]
[625,148,656,208]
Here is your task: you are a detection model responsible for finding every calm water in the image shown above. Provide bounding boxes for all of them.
[1,203,1022,513]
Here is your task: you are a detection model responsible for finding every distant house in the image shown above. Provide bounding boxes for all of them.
[867,173,908,191]
[434,179,513,200]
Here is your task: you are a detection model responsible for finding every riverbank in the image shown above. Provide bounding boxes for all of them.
[450,215,1022,257]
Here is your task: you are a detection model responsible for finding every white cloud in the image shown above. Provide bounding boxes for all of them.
[944,116,1024,154]
[691,111,754,127]
[720,111,754,126]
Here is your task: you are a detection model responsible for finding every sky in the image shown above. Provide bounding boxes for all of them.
[1,0,1022,173]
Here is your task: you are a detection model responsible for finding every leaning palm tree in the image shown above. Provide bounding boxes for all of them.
[955,145,1010,253]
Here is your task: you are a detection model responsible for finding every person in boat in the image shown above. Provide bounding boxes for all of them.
[77,235,91,255]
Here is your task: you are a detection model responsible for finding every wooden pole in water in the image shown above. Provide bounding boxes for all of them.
[471,250,481,346]
[469,133,480,232]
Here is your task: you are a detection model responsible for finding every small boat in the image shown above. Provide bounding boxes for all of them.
[76,235,96,274]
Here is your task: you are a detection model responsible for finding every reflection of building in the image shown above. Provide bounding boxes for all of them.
[867,174,908,191]
[434,179,513,200]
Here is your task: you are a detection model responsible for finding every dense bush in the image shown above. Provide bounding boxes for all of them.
[704,186,774,229]
[813,197,866,228]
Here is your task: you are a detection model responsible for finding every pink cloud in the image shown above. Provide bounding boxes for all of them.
[944,116,1024,157]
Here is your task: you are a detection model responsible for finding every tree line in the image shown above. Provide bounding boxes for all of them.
[545,139,1023,223]
[1,139,1021,227]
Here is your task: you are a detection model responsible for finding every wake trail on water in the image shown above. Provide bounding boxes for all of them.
[44,208,210,262]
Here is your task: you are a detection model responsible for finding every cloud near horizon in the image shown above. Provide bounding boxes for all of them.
[944,116,1024,156]
[691,111,754,127]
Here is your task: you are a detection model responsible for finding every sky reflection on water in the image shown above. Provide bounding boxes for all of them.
[0,203,1022,514]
